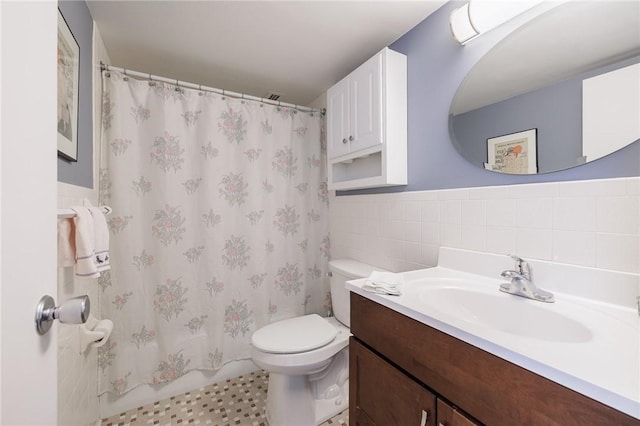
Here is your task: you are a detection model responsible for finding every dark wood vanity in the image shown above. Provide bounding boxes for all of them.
[349,293,639,425]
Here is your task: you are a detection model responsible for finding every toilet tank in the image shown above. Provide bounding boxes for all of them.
[328,259,388,327]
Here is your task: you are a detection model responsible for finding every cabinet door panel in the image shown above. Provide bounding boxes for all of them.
[327,78,350,159]
[350,338,436,426]
[350,53,382,153]
[437,399,481,426]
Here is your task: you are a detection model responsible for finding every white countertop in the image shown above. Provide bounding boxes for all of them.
[346,248,640,420]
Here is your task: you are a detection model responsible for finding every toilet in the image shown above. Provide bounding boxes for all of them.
[250,259,386,426]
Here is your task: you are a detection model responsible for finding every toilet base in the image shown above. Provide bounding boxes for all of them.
[264,348,349,426]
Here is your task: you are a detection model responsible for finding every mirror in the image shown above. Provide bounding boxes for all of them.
[449,1,640,175]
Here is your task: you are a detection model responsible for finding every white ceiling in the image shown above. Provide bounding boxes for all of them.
[87,0,447,106]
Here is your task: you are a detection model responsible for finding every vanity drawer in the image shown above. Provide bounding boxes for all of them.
[350,292,639,426]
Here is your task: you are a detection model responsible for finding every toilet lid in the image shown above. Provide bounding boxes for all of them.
[251,314,338,354]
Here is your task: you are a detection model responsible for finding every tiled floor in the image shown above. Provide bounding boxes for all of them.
[101,370,349,426]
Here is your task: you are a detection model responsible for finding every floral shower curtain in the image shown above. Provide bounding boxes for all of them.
[98,71,330,396]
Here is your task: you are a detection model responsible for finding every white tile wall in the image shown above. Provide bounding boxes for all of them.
[329,177,640,274]
[57,184,100,426]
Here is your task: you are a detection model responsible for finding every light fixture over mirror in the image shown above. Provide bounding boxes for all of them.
[449,1,640,175]
[450,0,546,45]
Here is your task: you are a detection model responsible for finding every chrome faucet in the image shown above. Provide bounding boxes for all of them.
[500,255,555,303]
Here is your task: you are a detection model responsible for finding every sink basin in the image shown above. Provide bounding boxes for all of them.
[404,280,593,343]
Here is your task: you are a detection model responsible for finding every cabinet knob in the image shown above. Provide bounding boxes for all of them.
[349,135,354,141]
[342,138,348,144]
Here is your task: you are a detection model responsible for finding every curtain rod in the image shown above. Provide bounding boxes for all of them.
[100,62,325,115]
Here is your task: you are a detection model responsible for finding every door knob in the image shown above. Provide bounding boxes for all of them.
[35,295,90,335]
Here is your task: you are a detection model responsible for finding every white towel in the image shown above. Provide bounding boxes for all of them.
[57,218,76,267]
[362,271,404,296]
[71,206,99,279]
[89,206,110,272]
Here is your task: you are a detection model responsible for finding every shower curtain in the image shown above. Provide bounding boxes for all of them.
[98,71,330,395]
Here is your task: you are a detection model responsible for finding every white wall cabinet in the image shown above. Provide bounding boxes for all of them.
[326,47,407,190]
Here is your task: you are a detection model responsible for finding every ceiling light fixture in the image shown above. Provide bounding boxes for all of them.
[450,0,545,45]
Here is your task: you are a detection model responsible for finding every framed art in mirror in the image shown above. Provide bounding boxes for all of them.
[57,9,79,162]
[485,129,537,175]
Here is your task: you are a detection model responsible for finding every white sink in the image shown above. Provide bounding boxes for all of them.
[403,280,592,343]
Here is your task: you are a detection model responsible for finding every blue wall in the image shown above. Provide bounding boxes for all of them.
[57,0,93,188]
[343,1,640,195]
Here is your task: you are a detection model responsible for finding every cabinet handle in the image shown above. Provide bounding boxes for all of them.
[342,138,348,144]
[420,410,429,426]
[349,135,354,141]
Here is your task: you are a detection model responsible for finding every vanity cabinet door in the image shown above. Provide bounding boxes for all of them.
[437,399,481,426]
[350,337,437,426]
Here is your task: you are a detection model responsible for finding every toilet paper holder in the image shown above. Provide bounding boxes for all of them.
[79,315,114,353]
[35,294,90,335]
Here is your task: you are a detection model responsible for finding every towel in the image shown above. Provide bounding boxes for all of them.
[89,206,110,273]
[362,271,404,296]
[71,206,99,279]
[57,218,76,267]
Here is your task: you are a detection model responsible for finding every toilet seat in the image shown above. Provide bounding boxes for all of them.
[251,314,338,354]
[251,317,350,376]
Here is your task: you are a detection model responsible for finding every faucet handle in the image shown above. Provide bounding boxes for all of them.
[507,254,528,275]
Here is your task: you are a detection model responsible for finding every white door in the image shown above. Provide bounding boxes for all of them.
[349,52,382,153]
[1,1,58,424]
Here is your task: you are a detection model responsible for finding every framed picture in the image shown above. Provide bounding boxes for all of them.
[57,9,79,162]
[485,129,537,174]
